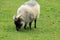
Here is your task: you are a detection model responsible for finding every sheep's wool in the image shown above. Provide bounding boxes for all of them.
[16,0,40,23]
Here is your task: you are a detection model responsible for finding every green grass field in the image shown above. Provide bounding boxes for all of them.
[0,0,60,40]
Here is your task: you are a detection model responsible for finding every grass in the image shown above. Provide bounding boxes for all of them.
[0,0,60,40]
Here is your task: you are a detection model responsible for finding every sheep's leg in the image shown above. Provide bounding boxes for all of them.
[24,23,27,29]
[29,22,32,29]
[34,19,37,28]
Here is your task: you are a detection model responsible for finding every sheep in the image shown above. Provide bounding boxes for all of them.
[13,0,40,31]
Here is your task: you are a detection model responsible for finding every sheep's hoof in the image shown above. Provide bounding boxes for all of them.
[34,26,36,28]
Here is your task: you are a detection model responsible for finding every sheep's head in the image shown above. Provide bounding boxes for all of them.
[13,15,24,31]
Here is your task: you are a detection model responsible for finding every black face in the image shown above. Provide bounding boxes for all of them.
[14,18,22,31]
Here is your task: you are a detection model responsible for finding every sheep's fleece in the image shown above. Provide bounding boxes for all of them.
[13,0,40,23]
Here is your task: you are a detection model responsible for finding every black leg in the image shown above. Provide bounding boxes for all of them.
[24,23,27,29]
[29,22,32,29]
[34,19,37,28]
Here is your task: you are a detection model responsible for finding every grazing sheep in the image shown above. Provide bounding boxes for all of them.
[13,0,40,31]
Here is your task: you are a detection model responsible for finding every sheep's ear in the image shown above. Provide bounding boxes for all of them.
[18,15,22,20]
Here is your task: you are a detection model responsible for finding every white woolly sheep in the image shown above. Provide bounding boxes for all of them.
[13,0,40,31]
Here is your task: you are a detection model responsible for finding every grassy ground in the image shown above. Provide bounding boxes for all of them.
[0,0,60,40]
